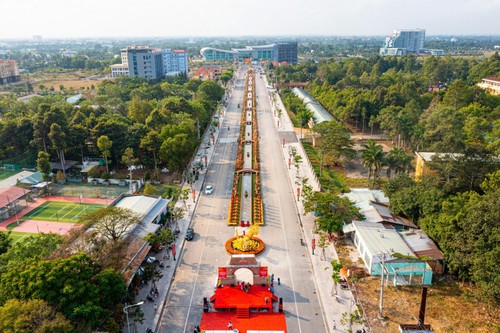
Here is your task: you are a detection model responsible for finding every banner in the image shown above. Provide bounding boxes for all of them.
[259,266,268,277]
[218,267,227,278]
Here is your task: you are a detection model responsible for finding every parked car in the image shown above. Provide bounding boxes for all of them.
[185,228,194,241]
[205,185,214,195]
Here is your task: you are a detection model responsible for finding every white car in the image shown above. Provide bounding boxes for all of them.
[205,185,214,195]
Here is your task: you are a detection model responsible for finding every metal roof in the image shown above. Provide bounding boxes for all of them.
[342,188,389,204]
[291,87,333,124]
[0,171,35,188]
[344,221,416,258]
[400,230,444,260]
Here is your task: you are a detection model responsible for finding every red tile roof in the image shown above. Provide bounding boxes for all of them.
[483,77,500,82]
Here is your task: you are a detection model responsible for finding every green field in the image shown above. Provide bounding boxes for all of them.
[21,201,106,223]
[0,231,34,244]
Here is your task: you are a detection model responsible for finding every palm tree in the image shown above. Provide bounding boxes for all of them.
[361,140,384,186]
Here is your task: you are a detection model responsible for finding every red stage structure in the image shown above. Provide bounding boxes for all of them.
[199,255,287,333]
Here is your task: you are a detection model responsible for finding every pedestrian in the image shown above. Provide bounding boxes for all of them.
[228,321,233,329]
[333,320,336,329]
[277,277,281,285]
[271,273,274,283]
[154,304,157,312]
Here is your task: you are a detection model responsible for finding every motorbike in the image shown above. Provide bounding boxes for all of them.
[300,239,305,246]
[146,295,155,302]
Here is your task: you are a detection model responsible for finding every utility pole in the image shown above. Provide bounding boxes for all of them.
[379,253,386,319]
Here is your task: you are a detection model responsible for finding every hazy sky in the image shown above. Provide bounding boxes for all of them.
[1,0,499,39]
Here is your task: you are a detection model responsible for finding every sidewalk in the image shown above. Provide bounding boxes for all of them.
[266,82,364,333]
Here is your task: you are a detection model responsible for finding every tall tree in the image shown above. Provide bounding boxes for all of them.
[361,140,385,186]
[80,206,142,242]
[36,151,51,182]
[48,123,67,176]
[97,135,112,173]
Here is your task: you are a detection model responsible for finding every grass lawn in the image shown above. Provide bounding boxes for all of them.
[21,201,105,223]
[1,231,34,244]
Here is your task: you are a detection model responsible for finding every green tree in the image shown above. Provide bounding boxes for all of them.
[36,151,52,182]
[313,121,355,169]
[97,135,112,173]
[0,253,126,330]
[196,80,224,103]
[0,299,74,333]
[304,191,361,233]
[361,140,385,187]
[0,232,11,255]
[48,123,67,176]
[143,183,155,195]
[330,260,343,296]
[79,207,142,242]
[140,130,161,170]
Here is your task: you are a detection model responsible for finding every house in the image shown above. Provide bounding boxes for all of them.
[192,65,222,81]
[400,229,445,274]
[477,77,500,95]
[354,201,417,230]
[343,221,433,285]
[414,151,464,180]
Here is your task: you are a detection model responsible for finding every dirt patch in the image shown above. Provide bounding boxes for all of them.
[37,79,102,92]
[353,276,499,333]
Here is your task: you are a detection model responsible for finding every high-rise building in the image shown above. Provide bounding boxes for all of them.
[380,29,425,56]
[200,42,298,64]
[162,49,188,76]
[111,46,189,79]
[0,60,20,84]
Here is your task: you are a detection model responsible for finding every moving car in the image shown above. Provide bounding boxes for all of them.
[185,228,194,241]
[205,185,214,195]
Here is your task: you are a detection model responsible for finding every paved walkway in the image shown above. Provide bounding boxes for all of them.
[264,76,365,333]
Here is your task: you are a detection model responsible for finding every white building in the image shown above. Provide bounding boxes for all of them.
[380,29,425,56]
[477,77,500,95]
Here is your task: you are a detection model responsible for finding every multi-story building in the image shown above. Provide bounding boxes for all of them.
[0,60,20,84]
[380,29,426,56]
[200,42,298,64]
[162,49,188,76]
[477,77,500,95]
[111,46,189,79]
[126,46,164,80]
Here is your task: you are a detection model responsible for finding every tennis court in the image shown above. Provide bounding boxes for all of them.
[21,201,106,223]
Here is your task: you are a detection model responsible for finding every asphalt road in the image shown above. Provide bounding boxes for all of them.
[156,65,326,333]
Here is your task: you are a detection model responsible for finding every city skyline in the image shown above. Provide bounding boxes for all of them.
[1,0,500,39]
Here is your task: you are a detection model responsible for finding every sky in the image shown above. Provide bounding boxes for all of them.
[1,0,500,39]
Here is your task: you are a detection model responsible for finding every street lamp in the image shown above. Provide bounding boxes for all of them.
[123,301,144,333]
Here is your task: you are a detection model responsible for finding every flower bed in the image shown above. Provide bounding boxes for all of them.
[225,236,265,255]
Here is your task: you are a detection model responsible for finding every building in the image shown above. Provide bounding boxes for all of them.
[192,65,223,81]
[200,42,298,64]
[292,87,333,126]
[414,152,464,180]
[110,46,163,79]
[380,29,426,56]
[0,60,20,84]
[477,77,500,95]
[343,221,433,285]
[110,194,170,238]
[162,49,188,76]
[111,46,189,79]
